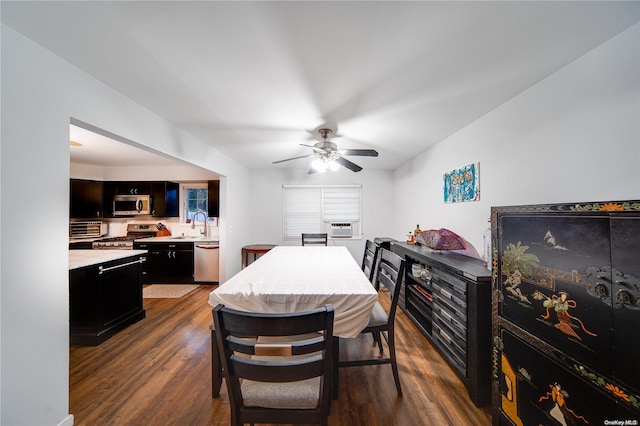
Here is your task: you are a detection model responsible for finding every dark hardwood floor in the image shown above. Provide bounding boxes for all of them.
[69,285,492,425]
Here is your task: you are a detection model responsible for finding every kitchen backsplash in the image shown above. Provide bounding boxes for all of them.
[104,218,219,239]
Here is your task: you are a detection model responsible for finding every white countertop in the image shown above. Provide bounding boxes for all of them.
[134,236,219,243]
[69,250,147,270]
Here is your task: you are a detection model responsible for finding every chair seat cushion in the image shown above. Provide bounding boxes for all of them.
[368,301,388,327]
[242,377,320,409]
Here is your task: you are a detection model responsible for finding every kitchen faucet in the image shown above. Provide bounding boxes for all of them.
[191,211,208,237]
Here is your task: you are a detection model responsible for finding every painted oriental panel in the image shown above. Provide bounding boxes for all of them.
[492,201,640,425]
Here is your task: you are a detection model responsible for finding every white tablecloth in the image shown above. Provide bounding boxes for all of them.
[208,246,378,338]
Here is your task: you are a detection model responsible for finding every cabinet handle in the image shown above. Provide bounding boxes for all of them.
[439,327,452,344]
[98,258,144,275]
[440,309,453,322]
[440,288,452,299]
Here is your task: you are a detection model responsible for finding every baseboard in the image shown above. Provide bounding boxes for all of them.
[57,414,74,426]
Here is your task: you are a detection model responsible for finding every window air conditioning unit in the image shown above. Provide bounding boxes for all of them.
[330,223,352,238]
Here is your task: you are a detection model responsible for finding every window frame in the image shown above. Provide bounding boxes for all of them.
[181,182,210,224]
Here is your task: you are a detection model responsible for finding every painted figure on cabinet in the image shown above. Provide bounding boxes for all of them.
[538,382,588,426]
[532,290,598,341]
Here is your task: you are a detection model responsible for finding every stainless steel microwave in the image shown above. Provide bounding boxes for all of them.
[113,194,151,216]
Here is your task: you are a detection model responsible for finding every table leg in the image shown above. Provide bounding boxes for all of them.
[332,336,339,399]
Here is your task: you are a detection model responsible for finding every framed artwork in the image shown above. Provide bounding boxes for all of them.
[443,162,480,203]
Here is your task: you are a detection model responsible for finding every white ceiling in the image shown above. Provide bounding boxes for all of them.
[4,1,640,171]
[69,124,183,167]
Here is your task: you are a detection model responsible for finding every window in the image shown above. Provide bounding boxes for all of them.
[183,183,208,223]
[282,185,362,240]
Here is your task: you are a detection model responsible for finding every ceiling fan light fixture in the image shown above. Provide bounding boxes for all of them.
[327,160,340,171]
[311,159,327,173]
[273,127,377,173]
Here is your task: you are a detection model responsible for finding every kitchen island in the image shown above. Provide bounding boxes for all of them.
[69,250,147,345]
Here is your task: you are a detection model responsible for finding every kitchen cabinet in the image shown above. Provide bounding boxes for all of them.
[151,181,179,217]
[392,242,492,406]
[112,181,152,195]
[69,252,146,345]
[208,180,219,217]
[101,180,179,218]
[133,241,194,283]
[492,200,640,424]
[70,179,103,218]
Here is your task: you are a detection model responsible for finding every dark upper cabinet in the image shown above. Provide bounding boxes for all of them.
[151,181,179,217]
[100,181,179,218]
[70,179,103,218]
[102,182,117,218]
[112,181,152,195]
[208,180,219,218]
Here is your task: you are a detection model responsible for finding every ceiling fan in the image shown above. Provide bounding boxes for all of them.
[272,128,378,173]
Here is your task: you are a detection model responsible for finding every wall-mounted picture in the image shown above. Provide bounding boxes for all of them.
[443,162,480,203]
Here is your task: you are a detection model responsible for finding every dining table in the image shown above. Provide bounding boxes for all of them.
[208,245,378,398]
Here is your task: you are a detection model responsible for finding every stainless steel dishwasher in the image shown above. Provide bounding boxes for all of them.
[194,242,219,282]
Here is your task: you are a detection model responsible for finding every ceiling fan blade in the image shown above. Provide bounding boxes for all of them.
[299,143,325,154]
[272,154,315,164]
[339,149,379,157]
[335,156,363,172]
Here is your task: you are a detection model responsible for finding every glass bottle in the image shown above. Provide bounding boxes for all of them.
[482,218,492,269]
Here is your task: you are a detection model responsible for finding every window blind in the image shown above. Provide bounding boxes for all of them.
[283,187,323,239]
[282,185,362,240]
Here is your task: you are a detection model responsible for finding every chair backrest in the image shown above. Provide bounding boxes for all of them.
[371,249,406,324]
[213,304,334,426]
[361,240,379,282]
[301,233,328,246]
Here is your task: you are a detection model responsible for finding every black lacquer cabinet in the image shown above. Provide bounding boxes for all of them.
[392,242,492,406]
[492,200,640,425]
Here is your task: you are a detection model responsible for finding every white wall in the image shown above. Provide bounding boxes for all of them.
[1,24,251,426]
[249,168,395,260]
[394,23,640,252]
[70,163,220,182]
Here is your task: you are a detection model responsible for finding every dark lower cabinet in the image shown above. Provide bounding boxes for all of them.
[133,241,194,284]
[69,253,146,346]
[392,242,492,406]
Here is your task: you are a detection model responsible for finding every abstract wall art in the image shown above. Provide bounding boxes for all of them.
[443,162,480,203]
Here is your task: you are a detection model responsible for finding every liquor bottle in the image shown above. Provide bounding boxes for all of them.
[414,224,421,236]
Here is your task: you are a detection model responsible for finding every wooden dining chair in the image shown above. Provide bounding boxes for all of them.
[361,240,380,283]
[213,304,335,426]
[301,233,328,246]
[337,248,406,396]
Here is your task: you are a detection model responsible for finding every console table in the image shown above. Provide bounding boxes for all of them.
[241,244,276,268]
[392,242,492,406]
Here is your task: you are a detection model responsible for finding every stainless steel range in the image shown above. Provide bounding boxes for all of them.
[92,224,158,249]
